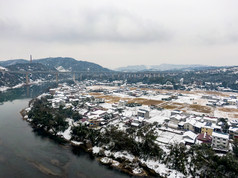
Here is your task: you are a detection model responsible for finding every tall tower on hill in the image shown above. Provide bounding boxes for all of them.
[30,55,32,63]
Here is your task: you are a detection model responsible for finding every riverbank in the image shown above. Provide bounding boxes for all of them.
[0,80,48,92]
[20,107,160,177]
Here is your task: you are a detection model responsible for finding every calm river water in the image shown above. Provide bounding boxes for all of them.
[0,84,129,178]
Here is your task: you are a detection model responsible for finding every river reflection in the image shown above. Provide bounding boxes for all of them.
[0,83,129,178]
[0,82,58,103]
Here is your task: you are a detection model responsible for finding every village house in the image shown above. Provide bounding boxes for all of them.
[88,117,100,128]
[201,122,213,135]
[211,132,229,151]
[131,119,141,127]
[197,132,212,144]
[227,98,237,105]
[171,110,183,116]
[90,109,107,118]
[49,88,56,95]
[137,109,149,119]
[168,114,186,129]
[94,98,105,104]
[183,119,197,132]
[228,127,238,140]
[230,119,238,127]
[182,131,197,145]
[203,116,217,124]
[193,121,204,133]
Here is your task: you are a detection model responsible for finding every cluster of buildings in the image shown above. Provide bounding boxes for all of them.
[46,81,238,153]
[165,111,235,151]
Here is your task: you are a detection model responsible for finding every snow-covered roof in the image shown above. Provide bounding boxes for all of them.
[193,121,204,128]
[230,119,238,125]
[184,118,197,125]
[212,123,221,129]
[138,110,147,114]
[212,132,229,139]
[91,110,106,115]
[131,122,140,127]
[203,117,217,123]
[170,114,183,121]
[229,127,238,132]
[167,122,178,129]
[183,131,197,141]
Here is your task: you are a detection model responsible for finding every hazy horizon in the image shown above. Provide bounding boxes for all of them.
[1,0,238,68]
[0,56,236,70]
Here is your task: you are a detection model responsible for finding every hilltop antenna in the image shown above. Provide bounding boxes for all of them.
[30,55,32,63]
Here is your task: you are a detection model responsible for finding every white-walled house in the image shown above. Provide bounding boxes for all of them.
[137,109,149,119]
[182,131,197,145]
[211,132,229,151]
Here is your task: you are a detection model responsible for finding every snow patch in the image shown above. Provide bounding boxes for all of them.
[56,66,70,72]
[92,146,101,154]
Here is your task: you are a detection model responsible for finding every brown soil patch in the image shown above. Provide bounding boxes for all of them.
[93,94,164,106]
[95,95,122,103]
[189,104,212,113]
[161,105,178,110]
[129,87,137,91]
[89,92,103,96]
[218,108,238,113]
[160,102,184,110]
[129,87,233,97]
[197,91,229,97]
[233,114,238,118]
[128,98,164,105]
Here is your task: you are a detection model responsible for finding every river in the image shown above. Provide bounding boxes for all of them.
[0,83,129,178]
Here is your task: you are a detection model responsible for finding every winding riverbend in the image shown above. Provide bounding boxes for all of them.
[0,84,129,178]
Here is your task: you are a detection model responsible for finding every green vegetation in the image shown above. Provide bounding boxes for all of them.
[164,144,238,177]
[28,97,69,135]
[125,70,238,90]
[71,123,163,160]
[233,140,238,158]
[70,123,238,177]
[218,118,229,133]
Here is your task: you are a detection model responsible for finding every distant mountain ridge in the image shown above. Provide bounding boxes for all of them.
[115,64,216,72]
[0,59,28,67]
[35,57,110,72]
[0,57,110,72]
[0,57,111,88]
[6,63,57,72]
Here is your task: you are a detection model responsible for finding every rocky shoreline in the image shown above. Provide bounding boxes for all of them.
[71,140,158,177]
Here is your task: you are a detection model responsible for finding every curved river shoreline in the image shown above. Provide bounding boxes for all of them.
[0,85,129,178]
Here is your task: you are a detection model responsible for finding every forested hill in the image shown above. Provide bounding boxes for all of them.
[35,57,111,72]
[0,57,111,88]
[0,57,111,72]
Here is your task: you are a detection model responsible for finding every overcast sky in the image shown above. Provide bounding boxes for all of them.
[0,0,238,69]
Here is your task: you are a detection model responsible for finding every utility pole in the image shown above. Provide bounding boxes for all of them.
[73,73,76,83]
[26,72,29,85]
[56,72,59,83]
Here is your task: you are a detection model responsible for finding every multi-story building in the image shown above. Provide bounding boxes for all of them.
[211,132,229,151]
